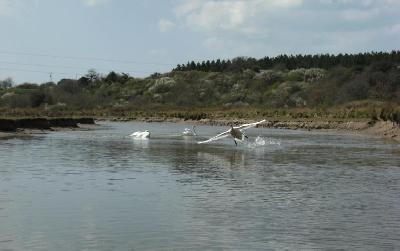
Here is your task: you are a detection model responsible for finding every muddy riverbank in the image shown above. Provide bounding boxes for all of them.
[0,117,96,138]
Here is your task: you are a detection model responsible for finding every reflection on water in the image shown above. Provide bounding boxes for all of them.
[0,121,399,250]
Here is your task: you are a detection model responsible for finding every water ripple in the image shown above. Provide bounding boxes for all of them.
[0,122,399,250]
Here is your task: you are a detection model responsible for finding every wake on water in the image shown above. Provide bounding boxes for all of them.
[245,136,281,149]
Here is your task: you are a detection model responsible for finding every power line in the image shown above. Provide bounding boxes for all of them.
[0,60,157,74]
[0,51,173,66]
[0,65,166,81]
[0,60,87,71]
[0,66,81,76]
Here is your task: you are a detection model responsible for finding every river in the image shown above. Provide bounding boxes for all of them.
[0,122,399,250]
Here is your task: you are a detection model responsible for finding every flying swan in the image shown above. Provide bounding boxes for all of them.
[197,120,266,146]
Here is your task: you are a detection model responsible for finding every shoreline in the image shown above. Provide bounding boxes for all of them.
[0,117,96,139]
[102,116,399,143]
[1,116,398,143]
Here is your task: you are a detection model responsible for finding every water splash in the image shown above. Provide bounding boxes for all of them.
[246,136,281,148]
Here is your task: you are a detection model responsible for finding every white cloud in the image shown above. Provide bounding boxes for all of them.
[185,1,247,32]
[174,0,302,34]
[174,0,202,17]
[82,0,110,7]
[158,19,175,32]
[319,0,370,5]
[171,0,400,55]
[319,0,400,8]
[271,0,302,8]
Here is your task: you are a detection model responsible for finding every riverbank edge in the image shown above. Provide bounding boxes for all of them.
[1,116,398,143]
[101,116,399,143]
[0,117,96,138]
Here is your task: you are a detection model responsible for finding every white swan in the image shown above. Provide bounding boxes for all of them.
[198,120,266,146]
[130,130,150,139]
[182,126,197,136]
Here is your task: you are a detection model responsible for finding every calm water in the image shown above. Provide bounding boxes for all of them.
[0,122,399,250]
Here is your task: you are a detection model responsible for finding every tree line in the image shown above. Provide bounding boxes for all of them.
[174,51,400,72]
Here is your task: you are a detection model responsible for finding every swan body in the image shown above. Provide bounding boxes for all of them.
[182,126,197,136]
[197,120,266,146]
[130,130,150,139]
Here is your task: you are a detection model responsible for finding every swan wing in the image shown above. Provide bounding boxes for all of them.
[197,129,230,144]
[234,119,266,131]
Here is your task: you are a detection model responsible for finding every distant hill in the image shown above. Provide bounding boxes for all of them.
[0,51,399,121]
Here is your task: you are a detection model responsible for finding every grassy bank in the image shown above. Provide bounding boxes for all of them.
[1,100,398,121]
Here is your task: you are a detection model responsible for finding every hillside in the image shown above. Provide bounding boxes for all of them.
[0,52,399,123]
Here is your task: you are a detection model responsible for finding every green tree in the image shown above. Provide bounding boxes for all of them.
[0,77,14,88]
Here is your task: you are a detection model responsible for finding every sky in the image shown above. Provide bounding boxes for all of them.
[0,0,399,84]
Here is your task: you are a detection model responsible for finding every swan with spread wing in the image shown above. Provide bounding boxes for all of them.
[197,120,266,146]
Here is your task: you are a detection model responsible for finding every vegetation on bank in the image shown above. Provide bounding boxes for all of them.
[0,52,399,124]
